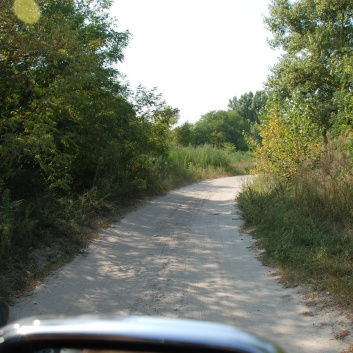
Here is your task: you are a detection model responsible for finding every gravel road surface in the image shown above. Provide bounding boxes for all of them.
[12,176,352,353]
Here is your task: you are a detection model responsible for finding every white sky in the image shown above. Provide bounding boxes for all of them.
[112,0,279,124]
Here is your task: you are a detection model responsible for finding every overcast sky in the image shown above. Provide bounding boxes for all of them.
[112,0,279,124]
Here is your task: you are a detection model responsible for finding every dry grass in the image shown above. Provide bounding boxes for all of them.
[294,133,353,228]
[238,134,353,309]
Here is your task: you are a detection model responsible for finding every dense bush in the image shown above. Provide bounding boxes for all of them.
[0,0,179,269]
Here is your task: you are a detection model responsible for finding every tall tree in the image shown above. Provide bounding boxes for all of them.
[265,0,353,134]
[0,0,180,198]
[228,91,267,124]
[192,110,248,150]
[172,122,194,147]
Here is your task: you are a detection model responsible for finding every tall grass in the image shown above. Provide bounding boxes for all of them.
[238,135,353,307]
[160,144,253,189]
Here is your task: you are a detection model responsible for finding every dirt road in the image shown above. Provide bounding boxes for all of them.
[13,176,351,352]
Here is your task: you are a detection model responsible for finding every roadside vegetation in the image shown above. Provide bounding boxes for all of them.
[172,91,265,150]
[0,142,252,302]
[238,0,353,309]
[164,145,253,189]
[0,0,256,301]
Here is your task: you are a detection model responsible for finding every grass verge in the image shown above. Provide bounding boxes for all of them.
[238,173,353,308]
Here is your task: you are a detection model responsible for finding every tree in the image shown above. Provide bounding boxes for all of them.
[227,91,267,147]
[172,122,194,146]
[255,93,322,179]
[265,0,353,135]
[252,91,268,117]
[192,110,249,150]
[256,0,353,180]
[228,91,267,124]
[0,0,181,199]
[0,0,132,196]
[174,91,268,151]
[228,92,257,123]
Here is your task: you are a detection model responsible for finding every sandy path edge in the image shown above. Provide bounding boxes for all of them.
[12,176,352,353]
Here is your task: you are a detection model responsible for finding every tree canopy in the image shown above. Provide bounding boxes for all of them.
[265,0,353,134]
[0,0,179,198]
[172,91,266,151]
[256,0,353,179]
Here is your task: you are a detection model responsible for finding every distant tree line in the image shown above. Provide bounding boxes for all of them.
[172,91,267,151]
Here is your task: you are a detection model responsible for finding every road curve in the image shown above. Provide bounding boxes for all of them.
[13,176,350,353]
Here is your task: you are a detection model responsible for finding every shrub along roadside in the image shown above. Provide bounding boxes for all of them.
[237,0,353,311]
[0,146,254,302]
[238,165,353,308]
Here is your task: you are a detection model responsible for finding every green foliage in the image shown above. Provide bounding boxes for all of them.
[0,0,181,295]
[0,186,20,259]
[0,0,180,198]
[222,142,237,154]
[1,0,131,195]
[0,181,39,266]
[171,91,266,151]
[228,91,267,124]
[163,145,254,188]
[257,0,353,179]
[239,0,353,308]
[193,110,249,149]
[332,53,353,135]
[255,93,322,179]
[265,0,353,133]
[172,122,194,147]
[238,169,353,306]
